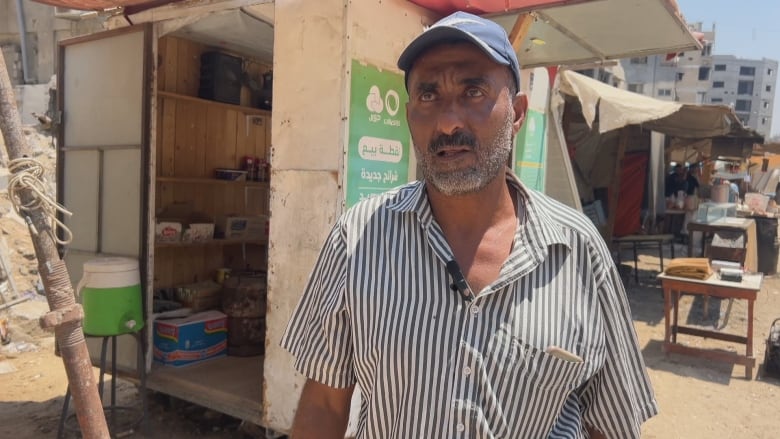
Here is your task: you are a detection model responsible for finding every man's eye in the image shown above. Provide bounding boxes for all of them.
[419,92,436,102]
[465,88,484,97]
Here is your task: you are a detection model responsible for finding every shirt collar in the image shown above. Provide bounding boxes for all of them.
[386,171,571,252]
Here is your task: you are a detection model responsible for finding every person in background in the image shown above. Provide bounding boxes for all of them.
[665,163,699,197]
[281,11,657,439]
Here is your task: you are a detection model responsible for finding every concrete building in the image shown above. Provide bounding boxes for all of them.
[619,22,778,136]
[1,0,103,123]
[620,22,715,103]
[1,0,104,84]
[707,55,778,134]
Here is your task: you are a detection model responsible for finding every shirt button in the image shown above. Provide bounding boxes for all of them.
[470,305,480,314]
[456,423,465,432]
[463,366,472,376]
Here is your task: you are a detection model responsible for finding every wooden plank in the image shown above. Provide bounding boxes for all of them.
[194,103,208,177]
[234,115,249,211]
[146,356,264,425]
[175,37,192,95]
[160,99,177,177]
[153,246,174,289]
[157,36,167,92]
[674,326,747,344]
[162,37,178,93]
[204,106,221,178]
[157,91,270,116]
[156,183,175,219]
[156,95,164,177]
[508,13,534,52]
[222,110,238,170]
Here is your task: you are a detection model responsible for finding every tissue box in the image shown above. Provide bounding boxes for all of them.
[153,310,227,367]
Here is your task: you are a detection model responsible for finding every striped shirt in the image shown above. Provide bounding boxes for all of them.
[281,172,658,438]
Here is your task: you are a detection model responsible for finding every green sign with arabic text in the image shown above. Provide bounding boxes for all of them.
[346,60,411,208]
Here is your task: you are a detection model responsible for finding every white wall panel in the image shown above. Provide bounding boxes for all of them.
[63,31,144,148]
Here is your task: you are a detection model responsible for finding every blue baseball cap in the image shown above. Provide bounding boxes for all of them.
[397,11,521,91]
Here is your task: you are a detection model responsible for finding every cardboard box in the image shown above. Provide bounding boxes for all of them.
[157,202,214,243]
[175,280,222,312]
[182,223,215,243]
[153,310,228,367]
[216,216,268,240]
[155,222,182,243]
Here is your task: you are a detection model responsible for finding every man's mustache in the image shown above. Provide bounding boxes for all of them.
[429,131,477,152]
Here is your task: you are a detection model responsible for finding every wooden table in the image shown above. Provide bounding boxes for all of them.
[687,217,757,272]
[657,272,763,379]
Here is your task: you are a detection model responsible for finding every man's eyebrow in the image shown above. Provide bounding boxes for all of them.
[414,82,438,94]
[461,77,489,87]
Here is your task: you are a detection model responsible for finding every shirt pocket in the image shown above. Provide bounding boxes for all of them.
[487,331,586,392]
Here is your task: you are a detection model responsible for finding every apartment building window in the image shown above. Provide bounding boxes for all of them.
[768,68,774,76]
[698,67,710,81]
[677,72,685,81]
[738,80,754,95]
[701,43,712,56]
[764,101,770,109]
[628,83,645,94]
[714,64,727,71]
[767,85,773,92]
[658,89,672,97]
[630,57,648,64]
[740,66,756,76]
[713,81,725,88]
[762,117,767,125]
[735,100,751,112]
[711,98,723,103]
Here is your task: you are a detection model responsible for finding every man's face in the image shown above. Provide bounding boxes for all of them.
[675,166,685,177]
[405,42,527,196]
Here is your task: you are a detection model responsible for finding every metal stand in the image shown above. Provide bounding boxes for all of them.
[57,331,147,438]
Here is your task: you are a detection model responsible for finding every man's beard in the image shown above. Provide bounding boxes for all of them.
[418,108,514,196]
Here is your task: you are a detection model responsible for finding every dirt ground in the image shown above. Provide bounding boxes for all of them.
[2,242,779,438]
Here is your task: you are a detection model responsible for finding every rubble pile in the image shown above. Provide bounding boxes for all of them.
[0,123,56,357]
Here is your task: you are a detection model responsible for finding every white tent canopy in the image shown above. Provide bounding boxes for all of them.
[558,70,745,138]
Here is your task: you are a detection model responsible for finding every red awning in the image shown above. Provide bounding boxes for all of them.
[408,0,595,15]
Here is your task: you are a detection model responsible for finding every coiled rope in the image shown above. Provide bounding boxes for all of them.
[8,157,73,245]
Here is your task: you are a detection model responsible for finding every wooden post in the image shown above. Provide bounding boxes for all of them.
[0,51,110,438]
[508,13,534,52]
[606,127,630,245]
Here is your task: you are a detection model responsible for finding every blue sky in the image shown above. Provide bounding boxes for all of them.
[676,0,780,138]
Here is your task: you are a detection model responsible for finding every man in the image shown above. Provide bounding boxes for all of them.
[665,163,699,197]
[281,11,657,439]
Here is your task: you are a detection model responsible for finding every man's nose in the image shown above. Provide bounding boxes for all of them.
[435,99,465,135]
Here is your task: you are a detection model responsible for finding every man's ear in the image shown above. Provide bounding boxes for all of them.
[512,92,528,135]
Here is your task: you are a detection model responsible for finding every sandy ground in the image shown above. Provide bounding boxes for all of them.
[2,241,779,438]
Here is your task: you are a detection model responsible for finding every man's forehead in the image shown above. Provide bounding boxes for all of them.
[407,43,506,81]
